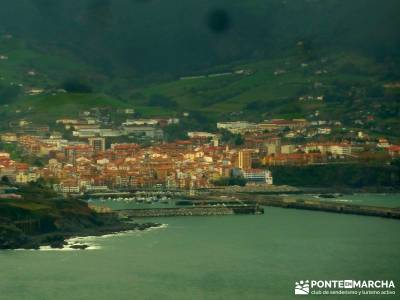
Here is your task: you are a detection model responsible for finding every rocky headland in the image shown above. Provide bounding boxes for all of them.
[0,184,160,250]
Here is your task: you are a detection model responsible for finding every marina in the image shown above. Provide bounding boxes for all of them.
[86,191,400,219]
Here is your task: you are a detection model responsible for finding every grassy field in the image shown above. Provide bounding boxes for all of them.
[16,93,128,121]
[0,35,397,127]
[129,51,387,121]
[0,37,96,87]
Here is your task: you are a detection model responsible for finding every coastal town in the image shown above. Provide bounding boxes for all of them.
[1,3,400,298]
[0,107,399,195]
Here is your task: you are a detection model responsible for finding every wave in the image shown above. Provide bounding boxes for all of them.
[64,223,169,249]
[38,237,103,251]
[13,243,101,252]
[38,244,101,251]
[12,223,168,252]
[335,199,352,203]
[68,223,169,241]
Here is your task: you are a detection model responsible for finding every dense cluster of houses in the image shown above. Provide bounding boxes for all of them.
[216,119,341,138]
[1,112,399,194]
[0,136,274,193]
[0,152,40,184]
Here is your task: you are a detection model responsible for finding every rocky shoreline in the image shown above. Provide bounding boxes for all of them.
[0,190,162,250]
[42,219,162,250]
[1,217,162,250]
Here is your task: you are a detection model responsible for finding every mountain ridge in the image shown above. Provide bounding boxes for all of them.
[0,0,399,135]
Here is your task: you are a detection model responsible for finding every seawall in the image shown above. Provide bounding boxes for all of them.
[188,193,400,220]
[263,198,400,219]
[116,205,263,218]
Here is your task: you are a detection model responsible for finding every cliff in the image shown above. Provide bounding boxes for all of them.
[0,183,159,249]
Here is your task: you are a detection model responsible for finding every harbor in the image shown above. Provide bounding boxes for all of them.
[86,189,400,220]
[186,193,400,220]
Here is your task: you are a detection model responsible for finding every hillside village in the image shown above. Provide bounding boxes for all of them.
[0,106,399,195]
[0,28,399,196]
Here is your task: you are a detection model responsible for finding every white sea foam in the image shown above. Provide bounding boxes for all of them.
[65,223,168,247]
[14,248,37,251]
[67,223,168,242]
[38,239,101,251]
[335,199,351,203]
[39,245,77,251]
[148,223,168,231]
[11,224,168,252]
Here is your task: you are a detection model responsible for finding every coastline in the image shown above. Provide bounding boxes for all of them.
[0,210,162,251]
[16,224,169,251]
[2,185,399,251]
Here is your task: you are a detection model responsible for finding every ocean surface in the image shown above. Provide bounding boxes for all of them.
[294,193,400,208]
[1,195,399,300]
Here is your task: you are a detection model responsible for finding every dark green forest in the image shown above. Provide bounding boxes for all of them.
[271,161,400,189]
[1,0,399,77]
[0,0,399,134]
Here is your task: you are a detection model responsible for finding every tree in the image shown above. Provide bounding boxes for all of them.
[234,135,244,146]
[61,79,93,93]
[212,177,246,186]
[164,124,188,142]
[0,84,21,104]
[147,94,177,108]
[1,176,10,184]
[245,101,263,111]
[366,85,384,98]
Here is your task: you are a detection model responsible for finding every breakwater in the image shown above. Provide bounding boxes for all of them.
[262,198,400,219]
[116,205,263,218]
[187,193,400,220]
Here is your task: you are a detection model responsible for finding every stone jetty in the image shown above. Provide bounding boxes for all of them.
[188,193,400,220]
[116,205,263,218]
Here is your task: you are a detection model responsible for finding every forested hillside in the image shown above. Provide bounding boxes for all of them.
[0,0,399,131]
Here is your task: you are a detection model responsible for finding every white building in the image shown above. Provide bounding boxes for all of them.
[217,121,257,134]
[123,119,159,126]
[242,169,273,185]
[317,128,332,135]
[188,132,216,139]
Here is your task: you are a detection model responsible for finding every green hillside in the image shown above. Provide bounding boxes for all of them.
[0,35,126,123]
[1,0,399,76]
[1,40,398,135]
[0,35,98,88]
[0,0,398,132]
[129,51,398,124]
[14,93,128,122]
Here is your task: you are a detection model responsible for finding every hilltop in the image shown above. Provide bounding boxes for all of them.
[0,0,399,135]
[1,0,399,76]
[0,37,398,138]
